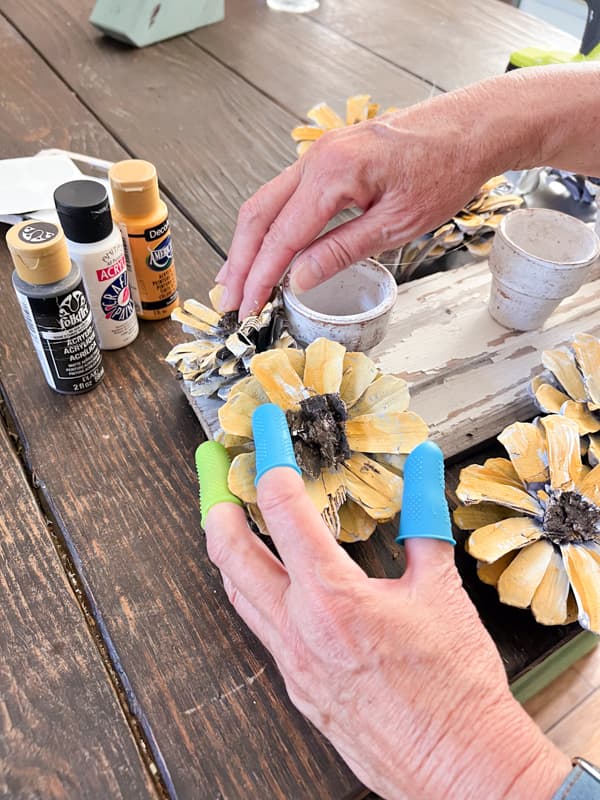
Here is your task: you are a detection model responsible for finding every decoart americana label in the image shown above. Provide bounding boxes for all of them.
[144,219,173,272]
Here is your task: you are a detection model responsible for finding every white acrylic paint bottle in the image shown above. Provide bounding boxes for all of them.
[54,180,139,350]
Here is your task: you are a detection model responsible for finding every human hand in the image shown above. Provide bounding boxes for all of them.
[199,433,570,799]
[217,92,495,319]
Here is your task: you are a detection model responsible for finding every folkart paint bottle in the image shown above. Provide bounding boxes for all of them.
[109,159,178,320]
[54,179,139,349]
[6,221,104,394]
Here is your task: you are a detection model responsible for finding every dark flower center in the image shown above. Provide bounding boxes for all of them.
[543,489,600,545]
[217,310,240,336]
[286,393,351,480]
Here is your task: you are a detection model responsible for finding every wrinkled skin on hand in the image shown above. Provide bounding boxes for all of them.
[219,98,486,317]
[205,469,570,800]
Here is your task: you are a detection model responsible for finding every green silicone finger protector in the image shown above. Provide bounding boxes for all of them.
[195,440,242,527]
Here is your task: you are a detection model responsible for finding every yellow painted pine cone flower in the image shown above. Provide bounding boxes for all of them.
[217,338,428,543]
[166,285,295,400]
[290,94,399,157]
[454,414,600,633]
[388,176,523,281]
[531,332,600,465]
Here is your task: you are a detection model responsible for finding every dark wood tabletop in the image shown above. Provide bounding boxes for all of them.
[0,2,582,798]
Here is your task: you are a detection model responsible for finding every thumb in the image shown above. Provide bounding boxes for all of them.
[397,441,456,578]
[289,207,389,294]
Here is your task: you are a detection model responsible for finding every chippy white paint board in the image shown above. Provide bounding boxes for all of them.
[185,259,600,458]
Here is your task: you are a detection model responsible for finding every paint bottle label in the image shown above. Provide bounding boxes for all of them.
[15,283,104,394]
[118,222,142,315]
[119,217,178,318]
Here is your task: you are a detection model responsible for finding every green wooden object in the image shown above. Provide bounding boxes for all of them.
[511,631,599,705]
[90,0,224,48]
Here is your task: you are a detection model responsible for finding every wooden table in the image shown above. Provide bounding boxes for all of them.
[0,2,587,798]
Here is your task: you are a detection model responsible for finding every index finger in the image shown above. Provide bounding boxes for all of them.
[221,163,300,312]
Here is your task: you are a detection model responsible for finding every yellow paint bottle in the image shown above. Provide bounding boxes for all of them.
[109,159,178,320]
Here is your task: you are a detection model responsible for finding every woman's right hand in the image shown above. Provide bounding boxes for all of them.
[218,89,494,319]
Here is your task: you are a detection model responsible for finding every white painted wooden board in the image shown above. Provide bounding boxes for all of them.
[184,259,600,458]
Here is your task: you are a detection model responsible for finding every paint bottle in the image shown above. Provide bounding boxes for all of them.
[6,220,104,394]
[54,179,139,349]
[108,159,178,320]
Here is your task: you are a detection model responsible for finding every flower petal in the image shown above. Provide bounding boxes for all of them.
[250,349,307,410]
[218,392,260,437]
[531,547,570,625]
[182,298,222,328]
[532,379,570,414]
[341,453,403,520]
[572,333,600,409]
[346,94,371,125]
[457,466,542,517]
[588,434,600,466]
[228,452,257,504]
[542,347,587,402]
[467,516,543,562]
[497,539,554,609]
[209,283,225,311]
[576,463,600,506]
[339,352,378,407]
[371,452,407,476]
[477,552,516,586]
[228,376,269,404]
[303,470,345,539]
[453,503,520,531]
[307,102,345,129]
[303,338,345,395]
[283,348,305,379]
[561,399,600,435]
[171,306,220,336]
[350,374,410,417]
[561,543,600,633]
[291,125,325,142]
[541,415,583,491]
[346,411,428,454]
[338,500,377,543]
[498,421,549,486]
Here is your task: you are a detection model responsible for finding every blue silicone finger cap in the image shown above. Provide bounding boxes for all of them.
[397,440,455,545]
[252,403,301,486]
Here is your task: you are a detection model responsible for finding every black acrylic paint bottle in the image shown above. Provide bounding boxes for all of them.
[6,220,104,394]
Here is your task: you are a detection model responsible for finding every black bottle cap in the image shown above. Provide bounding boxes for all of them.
[54,179,113,244]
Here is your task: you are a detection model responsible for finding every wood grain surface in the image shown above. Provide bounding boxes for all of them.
[190,0,438,119]
[0,3,589,798]
[0,14,366,800]
[0,421,157,800]
[311,0,579,91]
[0,0,299,251]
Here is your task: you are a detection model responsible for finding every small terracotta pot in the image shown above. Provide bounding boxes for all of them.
[282,259,397,351]
[488,208,600,331]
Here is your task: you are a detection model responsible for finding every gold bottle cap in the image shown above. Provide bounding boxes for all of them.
[109,159,160,218]
[6,221,71,285]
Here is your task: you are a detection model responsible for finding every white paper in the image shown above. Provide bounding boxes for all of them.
[0,155,83,215]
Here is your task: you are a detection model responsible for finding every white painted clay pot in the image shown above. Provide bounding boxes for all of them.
[488,208,600,331]
[282,259,397,351]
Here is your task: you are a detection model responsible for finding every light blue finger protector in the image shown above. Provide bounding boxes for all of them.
[396,440,455,545]
[252,403,302,486]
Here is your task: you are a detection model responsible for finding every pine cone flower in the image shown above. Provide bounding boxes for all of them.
[454,414,600,633]
[290,94,399,157]
[392,176,523,281]
[531,333,600,465]
[218,338,428,543]
[166,285,295,400]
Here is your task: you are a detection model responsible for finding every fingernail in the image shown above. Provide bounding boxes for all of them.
[218,286,232,312]
[215,260,228,283]
[289,261,311,294]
